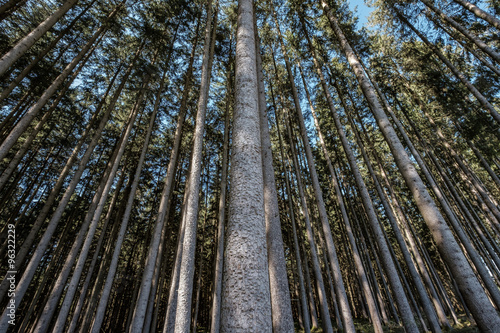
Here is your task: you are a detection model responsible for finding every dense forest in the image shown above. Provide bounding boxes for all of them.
[0,0,499,332]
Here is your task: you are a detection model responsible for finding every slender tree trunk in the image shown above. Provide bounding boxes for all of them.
[220,0,272,330]
[453,0,500,29]
[0,34,102,192]
[90,82,159,333]
[210,40,232,333]
[0,1,125,162]
[393,7,500,124]
[138,16,201,333]
[255,13,294,333]
[420,0,500,64]
[33,63,150,333]
[173,2,215,331]
[0,0,80,76]
[0,44,139,303]
[297,63,384,333]
[0,0,97,103]
[273,10,354,332]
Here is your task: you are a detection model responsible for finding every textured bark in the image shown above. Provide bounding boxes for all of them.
[0,0,79,76]
[220,0,272,331]
[255,15,294,333]
[321,1,500,330]
[453,0,500,29]
[173,2,215,331]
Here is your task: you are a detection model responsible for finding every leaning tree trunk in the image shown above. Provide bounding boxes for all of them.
[420,0,500,64]
[89,81,159,333]
[393,7,500,125]
[0,0,80,76]
[0,0,97,103]
[0,43,140,304]
[452,0,500,29]
[32,63,150,333]
[297,62,385,333]
[220,0,272,331]
[320,1,500,330]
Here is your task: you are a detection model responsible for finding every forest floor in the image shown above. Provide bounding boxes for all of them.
[293,317,480,332]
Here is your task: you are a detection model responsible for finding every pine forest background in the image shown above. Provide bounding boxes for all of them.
[0,0,499,332]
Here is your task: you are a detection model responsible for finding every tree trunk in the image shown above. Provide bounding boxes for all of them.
[0,0,80,76]
[420,0,500,64]
[220,0,272,330]
[453,0,500,29]
[255,13,294,333]
[210,38,232,333]
[0,1,125,162]
[173,2,215,331]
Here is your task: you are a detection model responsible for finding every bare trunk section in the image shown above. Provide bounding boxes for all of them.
[453,0,500,29]
[220,0,272,330]
[254,13,294,333]
[173,2,216,331]
[210,40,232,333]
[0,0,80,76]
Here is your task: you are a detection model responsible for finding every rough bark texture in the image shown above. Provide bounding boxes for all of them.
[220,0,272,331]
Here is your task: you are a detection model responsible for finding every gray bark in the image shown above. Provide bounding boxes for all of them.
[210,42,232,333]
[220,0,272,331]
[173,2,215,331]
[0,0,79,76]
[255,15,294,333]
[453,0,500,29]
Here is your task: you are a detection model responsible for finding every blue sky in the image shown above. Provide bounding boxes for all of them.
[347,0,374,28]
